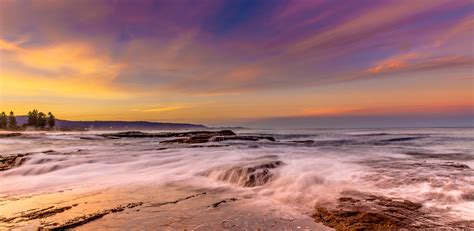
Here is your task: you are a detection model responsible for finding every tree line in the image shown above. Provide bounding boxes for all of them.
[0,110,56,129]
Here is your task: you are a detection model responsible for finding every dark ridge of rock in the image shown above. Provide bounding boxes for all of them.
[291,140,315,144]
[209,135,275,142]
[101,130,236,139]
[312,191,442,230]
[405,152,474,161]
[161,134,213,144]
[100,130,277,144]
[42,202,143,231]
[186,144,229,148]
[0,204,77,223]
[0,133,22,138]
[381,136,426,142]
[200,156,283,187]
[0,150,76,172]
[146,192,207,207]
[159,132,275,144]
[352,133,391,136]
[209,198,238,208]
[0,154,30,171]
[313,140,358,146]
[439,162,470,169]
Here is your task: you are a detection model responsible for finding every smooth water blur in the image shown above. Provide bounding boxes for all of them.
[1,128,473,220]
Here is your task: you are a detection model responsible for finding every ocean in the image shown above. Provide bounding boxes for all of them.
[1,128,473,229]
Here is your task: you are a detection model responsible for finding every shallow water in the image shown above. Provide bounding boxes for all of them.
[1,128,473,225]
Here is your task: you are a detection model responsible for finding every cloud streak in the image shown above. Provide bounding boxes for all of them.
[0,0,472,124]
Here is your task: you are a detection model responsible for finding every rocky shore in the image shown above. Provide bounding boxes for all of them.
[0,184,330,230]
[99,130,276,143]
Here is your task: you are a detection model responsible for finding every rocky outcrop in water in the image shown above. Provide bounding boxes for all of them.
[99,130,276,144]
[200,156,283,187]
[0,153,30,171]
[0,133,22,138]
[100,130,236,138]
[313,191,443,230]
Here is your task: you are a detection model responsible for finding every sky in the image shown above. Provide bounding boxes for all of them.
[0,0,473,128]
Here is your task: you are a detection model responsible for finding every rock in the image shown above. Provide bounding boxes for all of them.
[209,135,275,142]
[381,137,426,142]
[159,131,275,144]
[100,130,236,139]
[0,204,77,223]
[200,156,283,187]
[0,150,58,171]
[0,133,22,138]
[42,202,143,231]
[312,191,442,230]
[291,140,314,144]
[404,152,474,161]
[439,162,470,169]
[0,153,29,171]
[99,130,276,144]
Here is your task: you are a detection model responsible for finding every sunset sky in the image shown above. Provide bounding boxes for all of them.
[0,0,473,128]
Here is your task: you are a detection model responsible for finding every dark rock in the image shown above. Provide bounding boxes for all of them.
[200,156,283,187]
[157,130,275,144]
[210,198,238,208]
[313,191,442,230]
[209,135,275,142]
[439,162,470,169]
[42,202,143,231]
[381,137,426,142]
[404,152,474,161]
[291,140,314,144]
[100,130,276,144]
[0,150,59,171]
[0,204,77,223]
[0,133,22,138]
[101,130,236,139]
[0,153,29,171]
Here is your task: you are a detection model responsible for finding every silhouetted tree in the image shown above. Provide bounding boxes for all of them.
[47,112,56,128]
[37,112,47,128]
[0,112,7,129]
[8,111,16,129]
[27,109,39,127]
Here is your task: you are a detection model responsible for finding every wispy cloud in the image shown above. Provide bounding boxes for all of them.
[0,0,472,122]
[131,106,184,113]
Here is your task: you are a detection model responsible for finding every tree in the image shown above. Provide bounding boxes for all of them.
[37,112,47,128]
[47,112,56,128]
[0,112,7,129]
[27,109,38,127]
[8,111,16,129]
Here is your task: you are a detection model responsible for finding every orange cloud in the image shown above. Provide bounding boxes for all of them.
[300,107,362,116]
[0,39,127,99]
[0,70,130,99]
[368,53,421,73]
[131,106,184,113]
[367,52,472,75]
